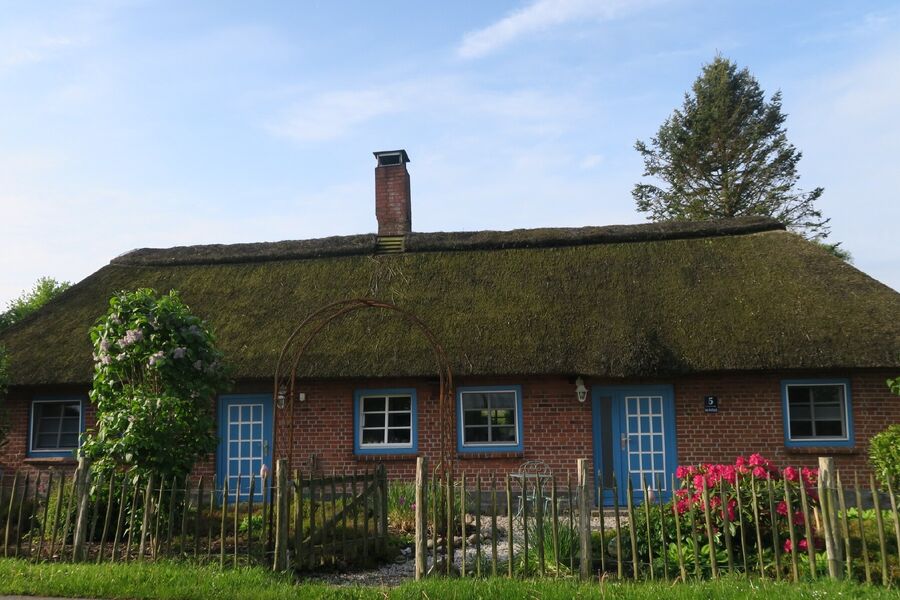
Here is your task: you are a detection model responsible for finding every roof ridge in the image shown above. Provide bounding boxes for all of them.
[110,216,785,268]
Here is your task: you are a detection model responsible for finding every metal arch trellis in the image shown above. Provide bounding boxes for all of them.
[272,298,455,477]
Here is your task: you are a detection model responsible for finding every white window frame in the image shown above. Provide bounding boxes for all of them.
[458,387,522,449]
[29,398,83,455]
[357,392,414,450]
[784,381,851,443]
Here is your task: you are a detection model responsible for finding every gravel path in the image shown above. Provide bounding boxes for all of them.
[304,513,625,586]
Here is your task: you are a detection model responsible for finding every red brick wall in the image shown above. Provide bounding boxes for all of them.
[280,376,594,482]
[1,385,95,476]
[673,371,898,474]
[278,371,898,486]
[3,371,897,488]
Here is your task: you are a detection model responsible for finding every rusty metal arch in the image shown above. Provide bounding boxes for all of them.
[272,298,454,476]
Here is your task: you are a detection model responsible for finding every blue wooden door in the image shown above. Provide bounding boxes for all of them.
[592,385,677,505]
[217,394,273,502]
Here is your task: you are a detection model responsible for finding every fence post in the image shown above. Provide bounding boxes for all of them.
[577,458,591,580]
[72,456,91,562]
[818,457,843,580]
[273,459,289,571]
[138,473,156,560]
[415,456,427,581]
[72,457,92,562]
[379,465,389,555]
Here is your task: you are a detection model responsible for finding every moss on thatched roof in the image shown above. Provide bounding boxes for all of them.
[2,217,899,385]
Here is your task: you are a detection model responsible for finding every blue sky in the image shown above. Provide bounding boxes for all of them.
[1,0,899,307]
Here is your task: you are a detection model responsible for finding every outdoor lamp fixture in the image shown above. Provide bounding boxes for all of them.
[276,384,287,409]
[575,377,588,403]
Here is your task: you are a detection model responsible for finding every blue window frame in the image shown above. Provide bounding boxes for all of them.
[781,379,854,448]
[28,396,85,458]
[456,385,524,453]
[353,389,418,455]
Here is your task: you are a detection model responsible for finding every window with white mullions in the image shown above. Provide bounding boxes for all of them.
[360,394,413,448]
[625,395,667,492]
[30,399,82,455]
[226,403,264,498]
[461,390,518,446]
[786,383,848,440]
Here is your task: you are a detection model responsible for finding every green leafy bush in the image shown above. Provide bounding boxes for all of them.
[869,424,900,488]
[38,475,76,541]
[239,513,264,534]
[514,516,578,576]
[387,481,416,531]
[82,289,230,482]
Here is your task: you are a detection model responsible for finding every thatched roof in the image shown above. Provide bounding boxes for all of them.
[2,216,899,385]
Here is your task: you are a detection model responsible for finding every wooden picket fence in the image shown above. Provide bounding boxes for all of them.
[414,457,900,585]
[0,458,388,571]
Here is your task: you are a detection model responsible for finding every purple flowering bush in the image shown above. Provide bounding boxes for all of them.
[82,289,230,480]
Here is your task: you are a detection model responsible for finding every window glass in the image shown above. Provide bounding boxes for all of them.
[363,413,385,429]
[361,429,383,445]
[387,429,411,444]
[31,400,81,452]
[362,397,385,412]
[463,393,488,410]
[358,394,413,448]
[388,413,410,427]
[389,397,410,412]
[461,390,519,446]
[787,384,847,440]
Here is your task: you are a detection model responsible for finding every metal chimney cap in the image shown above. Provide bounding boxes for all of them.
[373,149,410,166]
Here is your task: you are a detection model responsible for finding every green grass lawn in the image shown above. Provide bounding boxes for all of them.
[0,558,894,600]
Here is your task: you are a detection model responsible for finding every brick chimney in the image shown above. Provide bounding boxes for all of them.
[374,150,411,237]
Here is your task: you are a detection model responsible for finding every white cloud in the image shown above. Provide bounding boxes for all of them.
[268,89,401,142]
[267,78,583,142]
[0,34,85,70]
[457,0,656,60]
[579,153,605,168]
[0,1,113,73]
[787,42,900,290]
[799,6,900,45]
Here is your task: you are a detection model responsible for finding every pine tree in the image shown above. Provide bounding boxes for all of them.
[633,56,833,245]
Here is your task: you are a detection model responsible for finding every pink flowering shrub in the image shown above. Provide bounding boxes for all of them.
[671,454,822,567]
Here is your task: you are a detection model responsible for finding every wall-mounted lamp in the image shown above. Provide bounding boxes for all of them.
[276,384,287,409]
[575,376,588,403]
